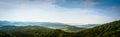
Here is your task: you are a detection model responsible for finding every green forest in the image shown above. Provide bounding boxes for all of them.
[0,20,120,37]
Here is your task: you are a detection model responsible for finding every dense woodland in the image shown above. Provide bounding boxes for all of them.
[0,20,120,37]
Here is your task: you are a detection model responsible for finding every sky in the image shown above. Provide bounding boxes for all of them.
[0,0,120,25]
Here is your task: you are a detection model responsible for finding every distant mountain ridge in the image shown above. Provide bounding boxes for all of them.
[0,21,86,32]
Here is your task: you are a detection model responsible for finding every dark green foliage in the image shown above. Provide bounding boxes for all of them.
[0,30,13,37]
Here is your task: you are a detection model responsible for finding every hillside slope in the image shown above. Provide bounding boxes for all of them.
[76,20,120,37]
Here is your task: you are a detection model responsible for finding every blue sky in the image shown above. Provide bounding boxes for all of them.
[0,0,120,25]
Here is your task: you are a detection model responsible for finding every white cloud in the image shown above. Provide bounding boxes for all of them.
[0,0,119,25]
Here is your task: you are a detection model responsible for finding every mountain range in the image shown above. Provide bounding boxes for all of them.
[0,21,99,32]
[0,20,120,37]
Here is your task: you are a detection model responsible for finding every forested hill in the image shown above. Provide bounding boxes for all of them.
[0,20,120,37]
[76,20,120,37]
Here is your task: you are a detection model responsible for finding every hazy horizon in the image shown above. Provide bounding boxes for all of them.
[0,0,120,25]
